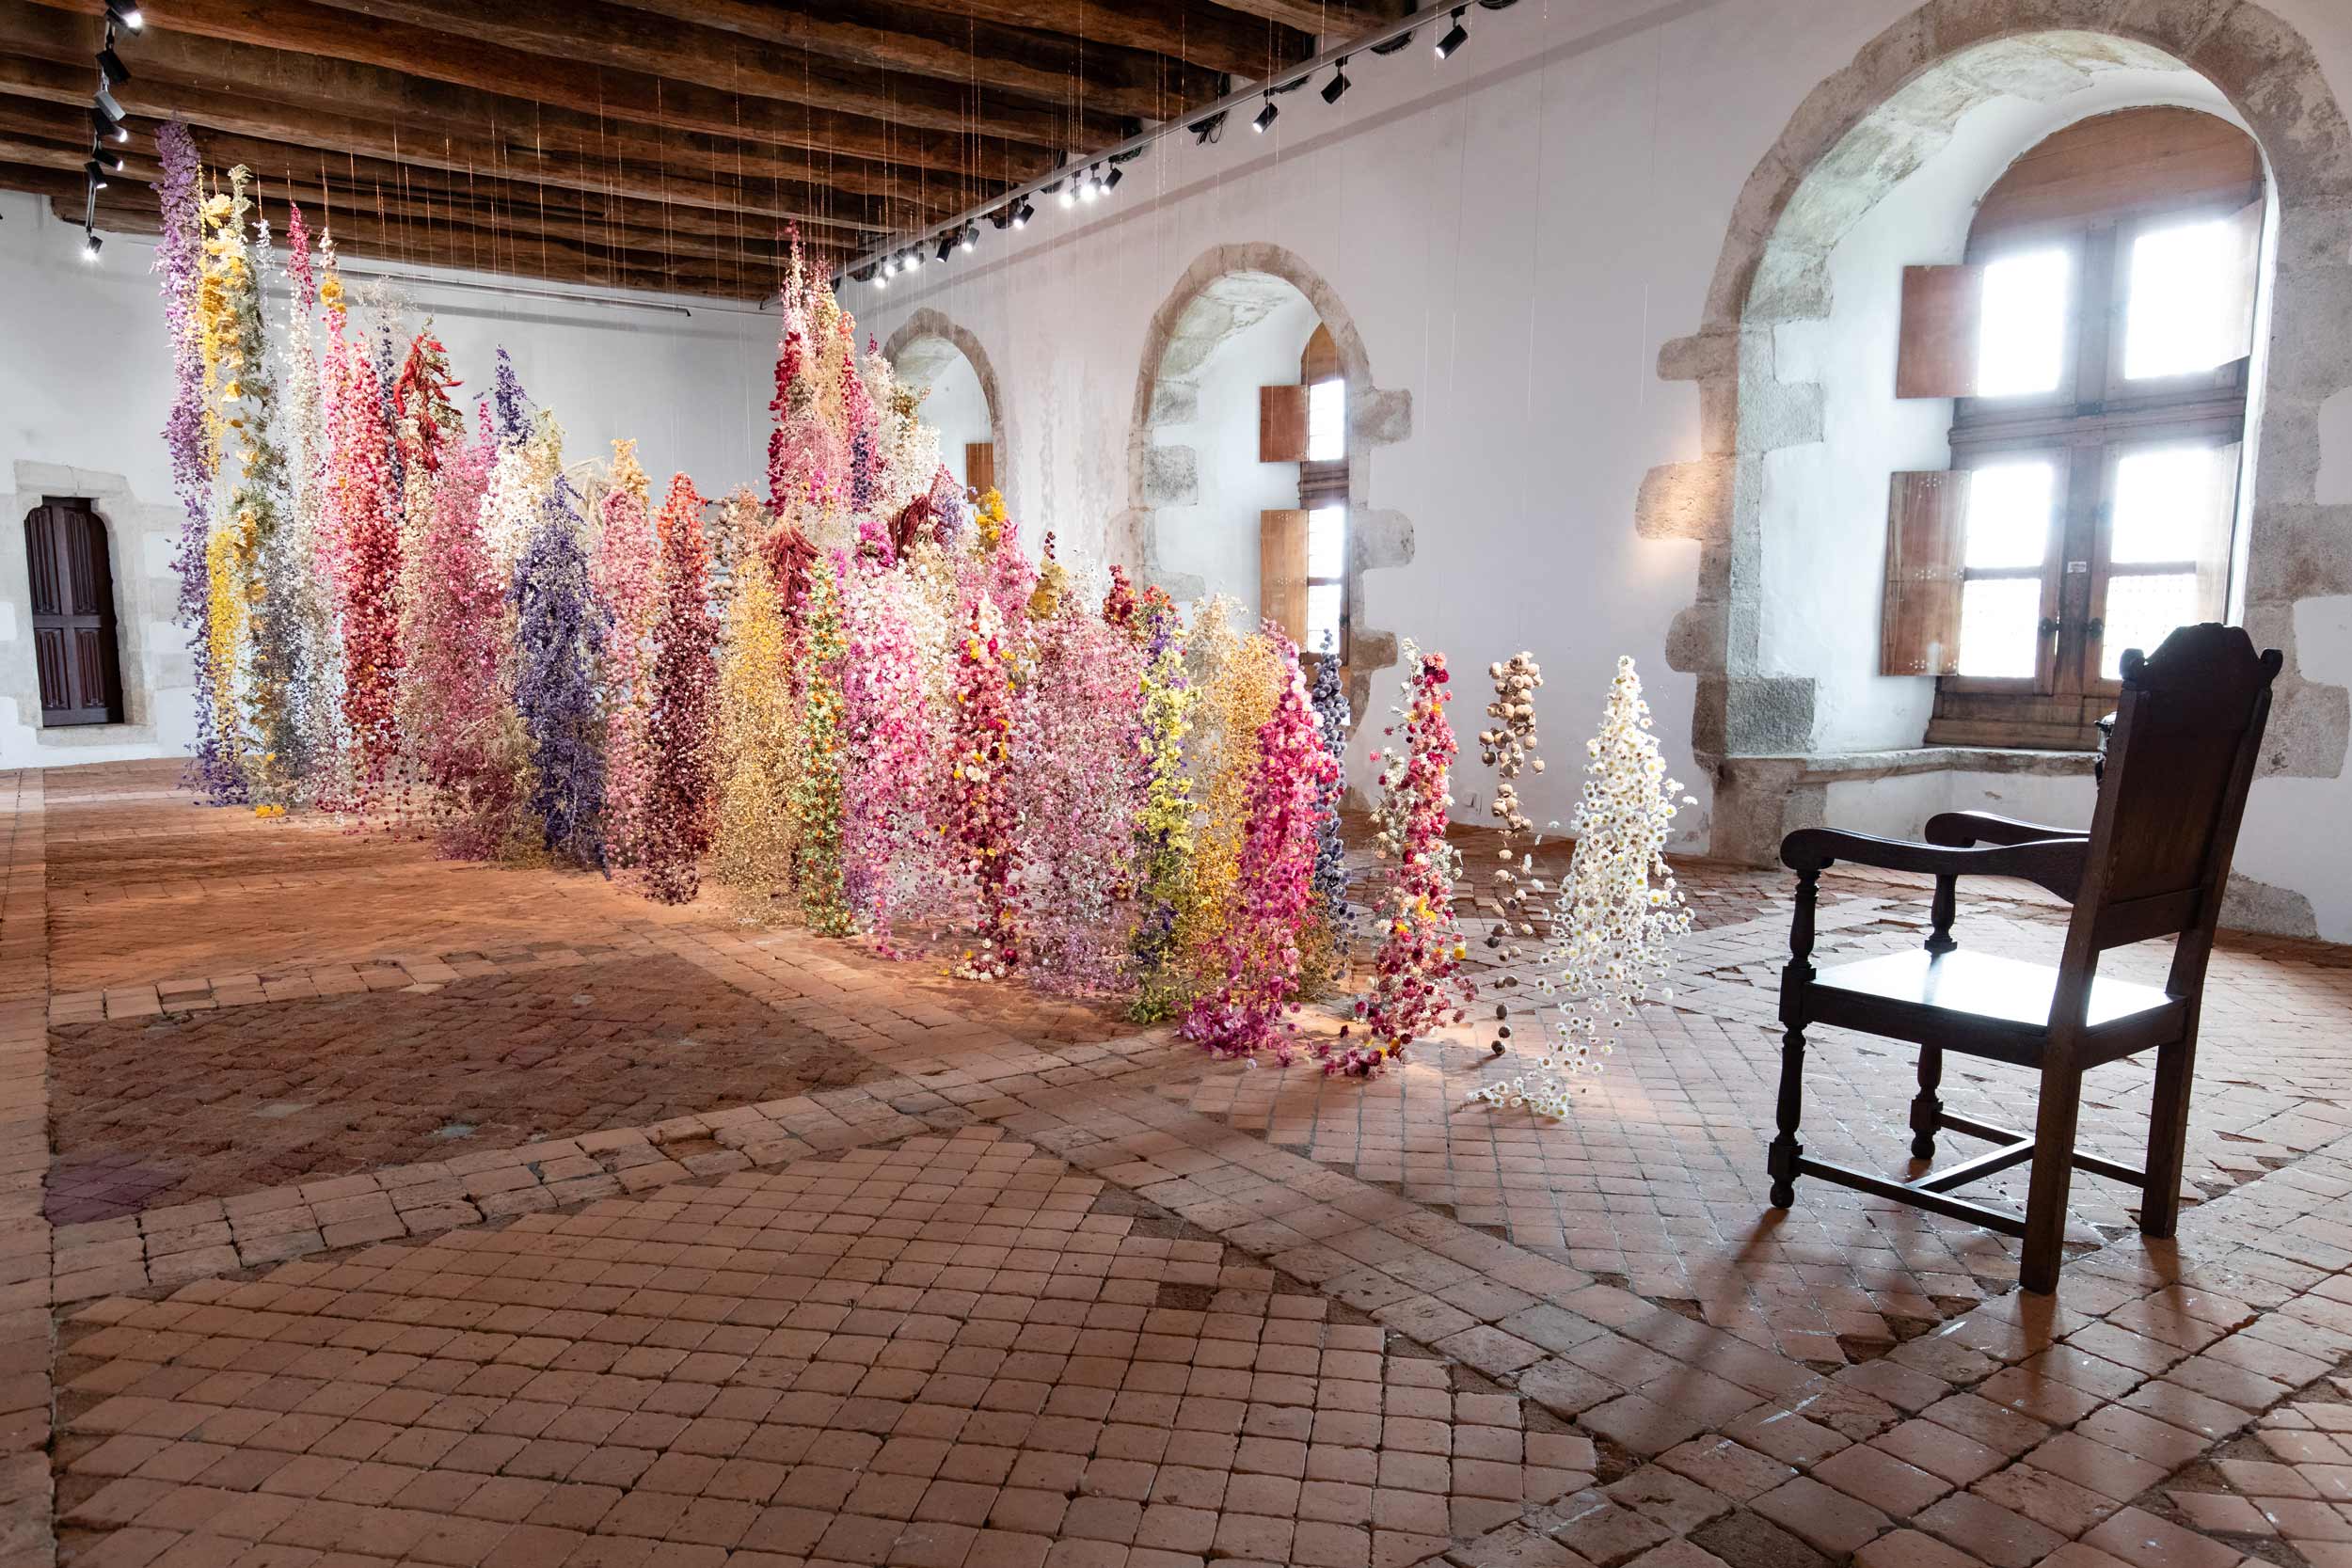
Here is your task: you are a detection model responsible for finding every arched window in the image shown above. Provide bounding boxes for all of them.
[1889,107,2265,749]
[1259,322,1349,662]
[24,498,124,727]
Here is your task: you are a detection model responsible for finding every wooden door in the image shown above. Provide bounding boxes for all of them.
[964,442,995,499]
[25,499,123,726]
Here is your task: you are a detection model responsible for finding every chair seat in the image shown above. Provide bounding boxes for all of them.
[1810,948,2177,1042]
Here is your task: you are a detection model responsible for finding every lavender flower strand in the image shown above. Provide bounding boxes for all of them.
[154,121,240,801]
[511,478,608,866]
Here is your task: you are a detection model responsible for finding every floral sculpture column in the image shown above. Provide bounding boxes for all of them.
[642,474,719,903]
[1333,643,1474,1074]
[946,606,1020,979]
[1472,652,1546,1056]
[1128,591,1195,1022]
[1182,637,1336,1061]
[1473,656,1694,1116]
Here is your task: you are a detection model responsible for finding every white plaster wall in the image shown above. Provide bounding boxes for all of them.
[0,186,773,773]
[909,350,991,491]
[1153,293,1320,622]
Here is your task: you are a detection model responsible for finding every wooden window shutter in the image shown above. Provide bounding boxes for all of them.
[2219,198,2265,364]
[1260,385,1309,463]
[964,441,995,497]
[1259,509,1309,643]
[1896,265,1984,399]
[1881,471,1969,676]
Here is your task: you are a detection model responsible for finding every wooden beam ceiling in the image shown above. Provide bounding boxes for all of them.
[0,0,1309,299]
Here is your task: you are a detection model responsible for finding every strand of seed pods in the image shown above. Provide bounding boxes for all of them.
[1477,653,1545,1055]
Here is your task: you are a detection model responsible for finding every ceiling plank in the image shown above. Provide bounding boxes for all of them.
[1196,0,1412,38]
[294,0,1126,150]
[880,0,1310,79]
[601,0,1228,121]
[20,0,1046,177]
[0,98,833,266]
[0,9,1005,216]
[0,51,899,237]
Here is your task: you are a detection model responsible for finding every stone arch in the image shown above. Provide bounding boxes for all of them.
[1644,2,2352,896]
[882,307,1010,512]
[1116,242,1414,719]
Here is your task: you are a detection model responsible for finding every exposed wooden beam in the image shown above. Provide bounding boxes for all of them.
[0,8,1005,213]
[0,51,903,237]
[602,0,1228,121]
[10,163,803,298]
[294,0,1126,150]
[21,0,1046,178]
[1198,0,1412,38]
[0,98,824,269]
[882,0,1310,79]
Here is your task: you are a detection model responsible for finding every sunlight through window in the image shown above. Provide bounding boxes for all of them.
[2124,218,2239,380]
[1976,248,2071,397]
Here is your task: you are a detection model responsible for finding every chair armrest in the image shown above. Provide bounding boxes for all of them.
[1781,826,2086,900]
[1924,810,2088,847]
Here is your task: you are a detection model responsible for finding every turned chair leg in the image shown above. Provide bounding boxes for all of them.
[1927,874,1958,956]
[1910,1044,1944,1164]
[2021,1055,2086,1293]
[1768,1024,1804,1209]
[2140,1031,2199,1239]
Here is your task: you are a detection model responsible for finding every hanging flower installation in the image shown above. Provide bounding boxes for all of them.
[322,261,404,816]
[1470,652,1547,1061]
[1182,637,1336,1061]
[946,605,1020,980]
[1011,582,1147,991]
[1102,564,1139,637]
[1178,599,1284,988]
[710,544,802,907]
[512,461,607,867]
[1475,657,1694,1116]
[838,552,936,943]
[594,439,660,880]
[404,416,521,858]
[1300,637,1354,994]
[641,473,719,903]
[155,121,237,802]
[1128,594,1196,1022]
[789,556,853,935]
[1336,643,1474,1074]
[276,206,342,795]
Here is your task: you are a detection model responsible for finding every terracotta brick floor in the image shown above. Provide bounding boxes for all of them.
[9,759,2352,1568]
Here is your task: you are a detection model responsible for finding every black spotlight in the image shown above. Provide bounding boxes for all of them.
[1251,97,1279,134]
[91,103,126,144]
[91,143,123,172]
[84,159,109,191]
[1188,109,1227,145]
[959,226,977,252]
[1323,60,1351,103]
[1102,165,1123,193]
[1436,8,1469,57]
[103,1,142,30]
[97,46,131,87]
[935,233,955,263]
[1012,198,1034,228]
[83,230,103,261]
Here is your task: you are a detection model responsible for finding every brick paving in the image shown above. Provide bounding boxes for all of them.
[8,760,2352,1567]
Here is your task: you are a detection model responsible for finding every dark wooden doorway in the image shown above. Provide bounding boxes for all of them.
[24,499,124,727]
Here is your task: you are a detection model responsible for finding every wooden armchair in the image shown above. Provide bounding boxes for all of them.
[1768,625,2281,1292]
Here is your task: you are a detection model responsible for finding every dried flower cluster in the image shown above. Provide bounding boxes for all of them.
[1341,644,1474,1074]
[1474,657,1694,1117]
[1473,652,1547,1058]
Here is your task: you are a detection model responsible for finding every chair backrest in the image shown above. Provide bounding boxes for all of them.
[2064,623,2280,967]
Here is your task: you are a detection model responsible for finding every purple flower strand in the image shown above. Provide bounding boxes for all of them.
[512,479,609,867]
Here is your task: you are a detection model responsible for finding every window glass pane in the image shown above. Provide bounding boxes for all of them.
[1962,459,2056,570]
[1306,584,1343,655]
[2123,218,2241,380]
[1958,578,2042,678]
[1308,378,1345,462]
[1307,505,1345,579]
[1976,247,2072,397]
[2101,573,2200,679]
[2111,444,2232,564]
